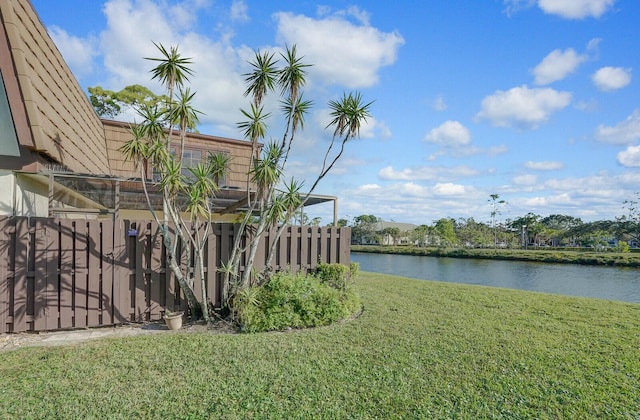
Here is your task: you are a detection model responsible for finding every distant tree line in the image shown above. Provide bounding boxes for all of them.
[343,205,640,252]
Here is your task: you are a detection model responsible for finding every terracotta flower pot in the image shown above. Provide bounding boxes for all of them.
[163,311,183,330]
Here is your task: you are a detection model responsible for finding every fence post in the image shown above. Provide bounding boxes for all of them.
[112,219,129,324]
[87,220,102,326]
[13,217,28,332]
[102,218,115,325]
[149,221,163,320]
[0,217,10,333]
[59,219,74,329]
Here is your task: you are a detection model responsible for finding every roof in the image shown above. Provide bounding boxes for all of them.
[373,221,418,232]
[19,171,335,216]
[0,0,110,174]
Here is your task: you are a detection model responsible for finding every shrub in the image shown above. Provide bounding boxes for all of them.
[315,262,359,291]
[615,241,630,253]
[234,271,361,333]
[350,262,360,277]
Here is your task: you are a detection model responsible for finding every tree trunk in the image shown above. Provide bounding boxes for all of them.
[265,223,286,269]
[240,218,269,288]
[161,227,201,317]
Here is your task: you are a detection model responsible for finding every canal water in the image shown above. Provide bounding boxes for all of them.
[351,252,640,304]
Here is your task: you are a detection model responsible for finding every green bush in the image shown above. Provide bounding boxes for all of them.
[615,241,630,253]
[350,262,360,277]
[234,271,361,333]
[315,262,360,291]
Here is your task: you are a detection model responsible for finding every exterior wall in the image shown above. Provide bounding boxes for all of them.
[0,172,49,217]
[0,172,15,215]
[0,0,110,175]
[15,173,48,217]
[103,120,255,189]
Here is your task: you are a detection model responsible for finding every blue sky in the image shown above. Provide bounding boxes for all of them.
[31,0,640,225]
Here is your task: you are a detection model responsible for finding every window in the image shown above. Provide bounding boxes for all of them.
[181,148,202,178]
[0,70,20,157]
[151,146,228,186]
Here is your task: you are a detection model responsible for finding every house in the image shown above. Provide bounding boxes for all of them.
[353,220,418,245]
[0,0,336,222]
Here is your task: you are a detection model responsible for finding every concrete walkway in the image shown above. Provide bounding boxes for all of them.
[0,323,170,352]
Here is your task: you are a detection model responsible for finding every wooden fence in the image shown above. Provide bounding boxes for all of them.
[0,216,350,333]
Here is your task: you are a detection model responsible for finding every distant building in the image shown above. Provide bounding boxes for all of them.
[354,220,418,245]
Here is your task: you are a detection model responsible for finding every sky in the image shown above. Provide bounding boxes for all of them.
[30,0,640,226]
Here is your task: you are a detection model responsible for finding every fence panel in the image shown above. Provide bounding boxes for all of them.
[87,221,102,326]
[0,218,7,333]
[112,219,129,324]
[149,222,163,320]
[73,220,88,328]
[101,218,115,325]
[59,219,74,329]
[0,216,350,333]
[13,217,28,332]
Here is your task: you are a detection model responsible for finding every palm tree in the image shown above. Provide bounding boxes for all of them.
[489,194,506,249]
[304,92,373,196]
[146,42,193,106]
[277,45,310,106]
[243,50,278,108]
[168,87,202,162]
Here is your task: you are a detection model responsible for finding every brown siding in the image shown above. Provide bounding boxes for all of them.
[104,120,255,189]
[0,0,110,175]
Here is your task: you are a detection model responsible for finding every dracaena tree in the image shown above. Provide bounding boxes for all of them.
[222,45,372,306]
[121,42,371,320]
[119,43,229,323]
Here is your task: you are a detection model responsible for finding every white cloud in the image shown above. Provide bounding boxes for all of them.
[617,145,640,167]
[359,183,382,192]
[332,170,637,224]
[48,26,96,76]
[338,181,486,223]
[586,38,602,52]
[322,5,372,25]
[274,11,404,88]
[98,0,247,131]
[524,160,564,170]
[594,110,640,145]
[432,183,467,196]
[513,174,539,185]
[521,192,573,207]
[504,0,615,19]
[574,99,599,112]
[476,85,572,129]
[378,165,480,181]
[425,120,471,146]
[230,0,249,23]
[503,0,536,17]
[375,120,393,139]
[537,0,616,19]
[433,95,447,111]
[488,145,509,156]
[532,48,587,85]
[592,66,632,91]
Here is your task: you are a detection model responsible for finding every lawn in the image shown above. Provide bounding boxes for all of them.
[1,272,639,418]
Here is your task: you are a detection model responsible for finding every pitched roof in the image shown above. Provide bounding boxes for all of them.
[374,221,418,232]
[0,0,110,174]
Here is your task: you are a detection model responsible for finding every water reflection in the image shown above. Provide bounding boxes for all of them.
[351,252,640,303]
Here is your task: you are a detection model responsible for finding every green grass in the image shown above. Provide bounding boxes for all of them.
[353,244,640,267]
[1,272,639,418]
